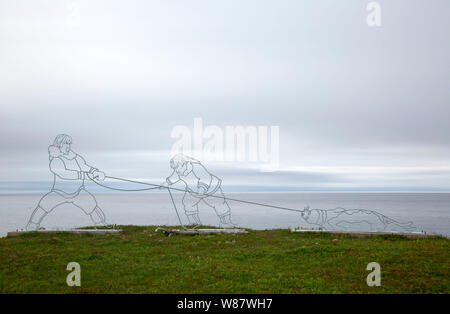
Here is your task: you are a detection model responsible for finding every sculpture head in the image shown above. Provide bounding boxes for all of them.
[169,154,199,176]
[301,206,321,226]
[53,134,72,155]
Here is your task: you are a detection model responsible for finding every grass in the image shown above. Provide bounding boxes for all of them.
[0,225,448,293]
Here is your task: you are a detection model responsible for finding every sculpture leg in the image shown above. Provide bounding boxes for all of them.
[182,192,202,228]
[26,206,49,231]
[89,206,107,226]
[73,189,107,227]
[186,211,202,227]
[217,212,236,228]
[26,192,66,231]
[202,189,236,228]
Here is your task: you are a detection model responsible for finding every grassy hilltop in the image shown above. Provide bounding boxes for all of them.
[0,226,448,294]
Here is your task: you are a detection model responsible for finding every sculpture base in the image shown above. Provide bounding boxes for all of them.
[291,229,439,238]
[156,227,248,236]
[7,229,122,237]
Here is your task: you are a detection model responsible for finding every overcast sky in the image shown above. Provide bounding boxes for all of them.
[1,0,450,192]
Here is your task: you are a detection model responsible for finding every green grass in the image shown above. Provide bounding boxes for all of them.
[0,226,448,293]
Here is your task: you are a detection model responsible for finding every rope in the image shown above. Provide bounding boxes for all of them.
[89,175,305,214]
[87,175,160,192]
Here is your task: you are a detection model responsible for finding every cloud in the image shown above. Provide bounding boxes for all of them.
[1,1,450,191]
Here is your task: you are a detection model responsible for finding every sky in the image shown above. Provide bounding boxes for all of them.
[1,0,450,192]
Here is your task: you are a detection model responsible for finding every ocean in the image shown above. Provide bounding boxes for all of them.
[1,192,449,237]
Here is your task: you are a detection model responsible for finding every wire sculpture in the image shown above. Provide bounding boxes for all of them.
[160,154,236,228]
[26,134,108,231]
[24,136,417,234]
[300,206,416,233]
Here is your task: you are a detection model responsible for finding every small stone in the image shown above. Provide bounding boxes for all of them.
[332,238,338,242]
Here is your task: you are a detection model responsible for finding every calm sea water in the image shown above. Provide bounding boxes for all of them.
[1,192,449,237]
